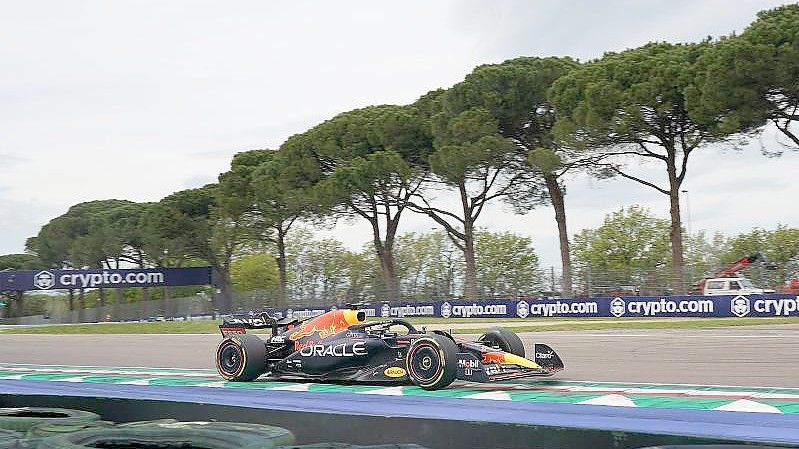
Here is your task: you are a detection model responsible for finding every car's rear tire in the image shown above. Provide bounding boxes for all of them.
[405,334,458,390]
[215,334,266,381]
[478,327,525,357]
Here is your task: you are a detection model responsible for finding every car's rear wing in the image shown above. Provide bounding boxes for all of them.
[219,312,278,337]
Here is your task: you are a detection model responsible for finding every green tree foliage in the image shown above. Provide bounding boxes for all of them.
[230,253,280,294]
[275,105,433,300]
[0,253,42,317]
[410,87,535,298]
[475,230,542,298]
[572,206,671,295]
[29,200,139,269]
[27,200,152,315]
[718,225,799,290]
[284,228,378,304]
[219,149,311,307]
[683,230,729,282]
[550,42,750,292]
[393,231,463,300]
[443,56,579,296]
[691,4,799,151]
[0,253,41,270]
[147,185,248,312]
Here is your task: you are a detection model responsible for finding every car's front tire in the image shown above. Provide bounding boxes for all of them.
[478,327,525,357]
[215,334,266,381]
[405,334,458,390]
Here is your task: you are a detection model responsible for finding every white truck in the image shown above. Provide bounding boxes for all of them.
[702,277,774,296]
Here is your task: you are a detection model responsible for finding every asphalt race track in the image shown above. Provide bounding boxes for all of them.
[3,324,799,446]
[2,324,798,387]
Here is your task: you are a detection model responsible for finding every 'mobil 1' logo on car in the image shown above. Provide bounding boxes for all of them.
[731,295,751,317]
[610,297,626,317]
[33,270,56,290]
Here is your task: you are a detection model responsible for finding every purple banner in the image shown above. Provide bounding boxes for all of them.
[0,267,212,291]
[263,294,799,320]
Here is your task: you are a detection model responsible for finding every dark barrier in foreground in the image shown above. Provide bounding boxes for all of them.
[0,390,763,449]
[264,294,799,320]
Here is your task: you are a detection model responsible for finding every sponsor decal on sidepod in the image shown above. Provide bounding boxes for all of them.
[299,342,368,357]
[384,367,407,378]
[458,358,480,369]
[535,351,555,359]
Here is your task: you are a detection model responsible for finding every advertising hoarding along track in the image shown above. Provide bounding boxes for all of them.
[0,267,212,291]
[271,294,799,320]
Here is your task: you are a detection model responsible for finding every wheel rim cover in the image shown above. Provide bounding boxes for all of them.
[409,343,441,383]
[218,343,243,375]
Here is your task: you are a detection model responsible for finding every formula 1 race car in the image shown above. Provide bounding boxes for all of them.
[215,306,564,390]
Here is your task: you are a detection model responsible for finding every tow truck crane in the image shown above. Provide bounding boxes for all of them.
[698,252,776,296]
[782,271,799,295]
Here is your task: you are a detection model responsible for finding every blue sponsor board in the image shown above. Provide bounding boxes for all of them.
[263,294,799,320]
[0,267,212,291]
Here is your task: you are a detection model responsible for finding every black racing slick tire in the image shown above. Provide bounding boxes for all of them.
[114,421,294,446]
[35,428,277,449]
[0,408,100,433]
[0,430,22,449]
[27,421,113,438]
[405,334,458,390]
[215,334,267,381]
[478,327,525,357]
[276,445,430,449]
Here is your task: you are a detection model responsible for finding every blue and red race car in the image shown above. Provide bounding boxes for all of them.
[215,306,563,390]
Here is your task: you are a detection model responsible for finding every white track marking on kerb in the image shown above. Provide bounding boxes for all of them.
[197,381,229,388]
[625,388,692,395]
[358,386,405,396]
[271,383,313,391]
[714,399,782,413]
[579,395,637,407]
[751,392,799,400]
[464,391,513,401]
[688,390,757,397]
[56,376,89,382]
[0,374,26,380]
[118,379,157,386]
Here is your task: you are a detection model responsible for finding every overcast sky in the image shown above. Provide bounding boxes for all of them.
[2,0,797,268]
